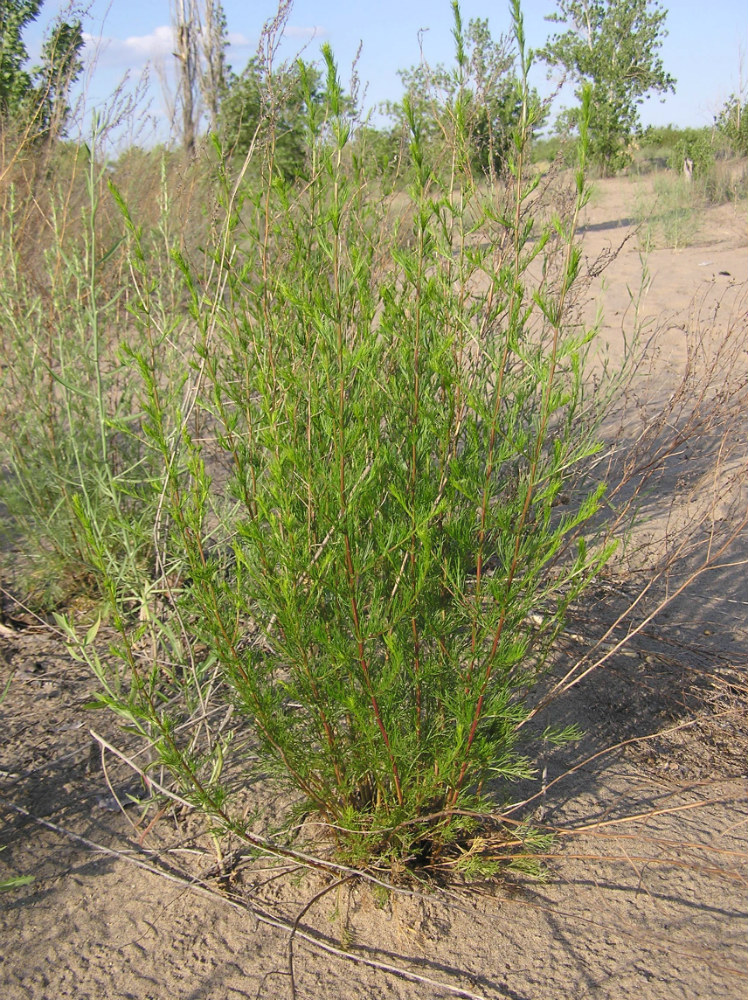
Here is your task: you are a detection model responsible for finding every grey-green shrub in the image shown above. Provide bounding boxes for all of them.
[0,126,200,610]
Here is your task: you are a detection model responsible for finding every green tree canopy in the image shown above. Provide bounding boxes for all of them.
[390,5,534,181]
[0,1,83,140]
[34,17,84,139]
[219,57,323,180]
[0,0,42,119]
[539,0,675,174]
[716,92,748,158]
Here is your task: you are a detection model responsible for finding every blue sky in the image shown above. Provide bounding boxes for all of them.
[26,1,748,143]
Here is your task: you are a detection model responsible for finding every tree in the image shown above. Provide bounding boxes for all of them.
[171,0,199,155]
[34,17,84,141]
[389,5,536,181]
[0,0,43,121]
[459,15,528,177]
[197,0,227,132]
[170,0,228,153]
[716,92,748,158]
[539,0,675,175]
[1,1,83,141]
[220,57,323,180]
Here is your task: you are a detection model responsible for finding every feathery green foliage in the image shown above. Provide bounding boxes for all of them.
[391,3,542,182]
[540,0,675,175]
[220,56,324,179]
[3,2,620,869]
[716,93,748,158]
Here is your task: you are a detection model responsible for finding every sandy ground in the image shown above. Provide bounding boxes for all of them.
[1,172,747,1000]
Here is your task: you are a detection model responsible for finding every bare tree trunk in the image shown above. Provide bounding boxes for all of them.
[198,1,227,133]
[172,0,198,155]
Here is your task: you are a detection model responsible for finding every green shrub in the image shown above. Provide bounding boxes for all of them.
[54,6,619,872]
[716,93,748,158]
[666,128,714,179]
[6,3,621,871]
[529,133,575,166]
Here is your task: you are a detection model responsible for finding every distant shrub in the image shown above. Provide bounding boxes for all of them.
[632,125,716,178]
[529,134,575,165]
[715,93,748,158]
[667,129,714,179]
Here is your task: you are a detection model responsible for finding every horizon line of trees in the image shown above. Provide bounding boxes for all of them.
[3,0,748,177]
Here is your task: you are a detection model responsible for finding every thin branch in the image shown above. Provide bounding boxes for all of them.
[4,802,497,1000]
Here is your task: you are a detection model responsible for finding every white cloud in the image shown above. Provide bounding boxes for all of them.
[227,31,252,47]
[82,23,325,72]
[82,26,175,68]
[122,25,175,61]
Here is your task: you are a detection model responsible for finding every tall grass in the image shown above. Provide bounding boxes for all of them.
[633,173,701,251]
[0,121,208,610]
[5,1,619,867]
